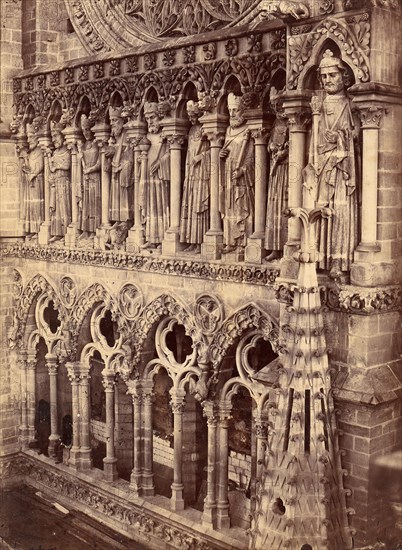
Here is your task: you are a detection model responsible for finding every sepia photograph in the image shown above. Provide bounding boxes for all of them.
[0,1,401,549]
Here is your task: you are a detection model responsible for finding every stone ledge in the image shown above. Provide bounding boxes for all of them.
[0,451,248,550]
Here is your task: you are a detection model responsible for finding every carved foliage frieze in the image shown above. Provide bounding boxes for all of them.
[1,455,213,550]
[276,281,402,315]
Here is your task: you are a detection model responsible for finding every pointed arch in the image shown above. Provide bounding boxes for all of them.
[130,294,202,367]
[70,282,129,352]
[289,16,370,90]
[10,273,66,349]
[209,303,279,372]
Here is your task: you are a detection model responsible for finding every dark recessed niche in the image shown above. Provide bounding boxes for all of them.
[165,322,193,363]
[99,309,118,347]
[43,301,61,334]
[272,497,286,516]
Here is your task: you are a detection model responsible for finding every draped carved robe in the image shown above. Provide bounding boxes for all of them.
[180,124,210,245]
[219,124,255,248]
[22,146,44,234]
[139,133,170,245]
[109,130,134,223]
[79,140,101,233]
[315,93,359,271]
[49,146,71,237]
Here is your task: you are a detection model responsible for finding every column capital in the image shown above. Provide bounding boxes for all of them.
[166,134,186,148]
[203,400,218,419]
[251,127,270,145]
[171,402,185,414]
[358,105,387,129]
[285,110,311,131]
[219,403,232,425]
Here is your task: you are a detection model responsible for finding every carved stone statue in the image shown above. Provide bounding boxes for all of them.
[138,101,170,250]
[219,93,255,254]
[77,114,101,242]
[49,122,71,243]
[308,50,359,277]
[106,106,134,228]
[180,100,210,254]
[22,121,44,239]
[264,93,288,262]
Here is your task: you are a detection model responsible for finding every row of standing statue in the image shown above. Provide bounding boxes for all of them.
[20,51,359,276]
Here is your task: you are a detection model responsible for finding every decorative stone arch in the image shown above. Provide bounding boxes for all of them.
[43,91,69,119]
[132,73,170,116]
[10,273,67,349]
[209,303,279,375]
[70,282,129,355]
[130,293,202,368]
[16,93,44,118]
[288,16,370,90]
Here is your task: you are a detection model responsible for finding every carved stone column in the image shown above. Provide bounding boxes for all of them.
[18,351,29,448]
[162,134,186,256]
[126,124,147,253]
[46,353,60,455]
[141,384,154,496]
[14,135,28,236]
[353,105,385,268]
[64,127,81,248]
[282,97,310,277]
[245,128,269,263]
[202,401,218,528]
[102,373,118,482]
[93,123,111,249]
[170,392,185,511]
[78,369,92,470]
[37,132,52,245]
[217,404,231,529]
[199,114,226,260]
[127,380,142,495]
[66,362,81,469]
[26,354,37,442]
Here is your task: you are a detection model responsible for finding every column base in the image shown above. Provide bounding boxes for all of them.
[38,222,51,246]
[79,448,92,471]
[126,226,145,254]
[216,504,230,529]
[68,447,80,470]
[48,434,60,456]
[202,500,217,528]
[201,232,223,261]
[162,229,183,256]
[222,247,245,263]
[65,225,79,248]
[170,483,185,511]
[141,473,155,496]
[95,226,111,250]
[129,471,142,497]
[103,457,118,482]
[19,433,29,450]
[245,236,265,264]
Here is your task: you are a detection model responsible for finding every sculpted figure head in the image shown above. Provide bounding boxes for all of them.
[186,100,200,125]
[144,102,161,134]
[26,123,38,150]
[318,50,349,95]
[81,114,95,141]
[51,122,65,149]
[227,93,245,128]
[109,106,125,138]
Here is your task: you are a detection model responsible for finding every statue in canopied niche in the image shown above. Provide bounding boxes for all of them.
[180,100,210,254]
[77,114,101,242]
[49,122,71,243]
[219,93,255,254]
[21,120,44,239]
[307,50,360,277]
[264,89,288,262]
[138,101,170,250]
[105,106,134,232]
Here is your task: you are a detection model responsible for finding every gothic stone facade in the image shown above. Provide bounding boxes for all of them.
[0,1,401,549]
